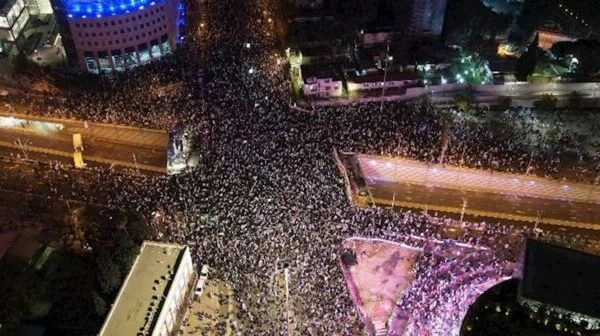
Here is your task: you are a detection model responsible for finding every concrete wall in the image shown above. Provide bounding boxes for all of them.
[152,247,194,336]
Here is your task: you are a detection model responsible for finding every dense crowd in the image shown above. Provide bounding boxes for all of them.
[1,0,599,334]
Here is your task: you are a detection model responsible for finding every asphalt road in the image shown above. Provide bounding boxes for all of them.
[368,180,600,227]
[0,112,168,172]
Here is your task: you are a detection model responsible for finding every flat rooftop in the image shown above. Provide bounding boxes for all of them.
[520,239,600,319]
[100,241,187,336]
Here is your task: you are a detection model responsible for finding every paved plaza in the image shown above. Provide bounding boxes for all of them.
[180,279,237,335]
[341,238,421,336]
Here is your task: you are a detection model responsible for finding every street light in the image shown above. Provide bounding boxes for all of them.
[379,40,391,113]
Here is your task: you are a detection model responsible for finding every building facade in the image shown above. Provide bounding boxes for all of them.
[99,241,196,336]
[301,64,343,98]
[0,0,31,55]
[51,0,184,72]
[347,72,419,92]
[407,0,448,40]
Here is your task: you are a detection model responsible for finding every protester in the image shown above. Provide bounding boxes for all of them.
[0,0,597,334]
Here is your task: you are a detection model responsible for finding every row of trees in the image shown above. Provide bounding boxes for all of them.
[452,85,584,112]
[443,0,511,57]
[43,206,152,335]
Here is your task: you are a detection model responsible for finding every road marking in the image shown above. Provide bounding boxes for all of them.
[359,195,600,230]
[0,140,166,173]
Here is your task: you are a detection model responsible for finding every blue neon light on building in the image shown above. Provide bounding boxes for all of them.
[62,0,164,18]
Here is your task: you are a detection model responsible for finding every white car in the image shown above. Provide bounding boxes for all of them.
[195,264,209,296]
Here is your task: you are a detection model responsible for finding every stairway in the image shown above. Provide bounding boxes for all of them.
[373,320,387,336]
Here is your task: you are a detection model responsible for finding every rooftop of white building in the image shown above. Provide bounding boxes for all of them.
[99,241,188,336]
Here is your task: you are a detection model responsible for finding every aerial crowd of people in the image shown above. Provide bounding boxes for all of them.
[1,0,599,334]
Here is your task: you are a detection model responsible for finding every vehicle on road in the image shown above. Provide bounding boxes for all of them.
[195,264,209,297]
[73,151,86,168]
[73,133,84,151]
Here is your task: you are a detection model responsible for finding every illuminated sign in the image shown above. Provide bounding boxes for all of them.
[61,0,162,18]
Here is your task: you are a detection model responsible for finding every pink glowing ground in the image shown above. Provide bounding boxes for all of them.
[342,238,421,323]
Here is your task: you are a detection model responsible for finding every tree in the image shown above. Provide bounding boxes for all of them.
[533,94,557,112]
[91,290,107,316]
[96,251,121,295]
[125,213,154,243]
[112,231,138,274]
[496,96,512,111]
[443,0,510,56]
[329,0,377,33]
[516,34,539,81]
[567,91,584,110]
[551,40,600,76]
[454,85,475,110]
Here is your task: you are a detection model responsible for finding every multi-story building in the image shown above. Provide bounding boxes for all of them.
[406,0,448,40]
[301,63,343,98]
[518,239,600,330]
[347,71,419,93]
[0,0,31,55]
[51,0,184,72]
[99,241,196,336]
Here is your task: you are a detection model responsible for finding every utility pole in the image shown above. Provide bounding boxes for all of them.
[284,265,292,336]
[459,198,468,227]
[525,151,534,175]
[16,138,28,160]
[533,210,542,238]
[132,152,139,174]
[379,40,391,114]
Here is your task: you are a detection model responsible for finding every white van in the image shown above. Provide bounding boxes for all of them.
[195,264,209,296]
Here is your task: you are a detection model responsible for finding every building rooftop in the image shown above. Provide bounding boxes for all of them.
[519,239,600,319]
[57,0,166,19]
[348,71,419,84]
[301,63,341,83]
[99,241,188,336]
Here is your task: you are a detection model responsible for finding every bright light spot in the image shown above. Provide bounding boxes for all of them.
[245,42,251,49]
[370,160,376,165]
[248,67,255,74]
[441,77,447,84]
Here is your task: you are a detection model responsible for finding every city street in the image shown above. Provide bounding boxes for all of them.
[0,112,168,173]
[357,154,600,229]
